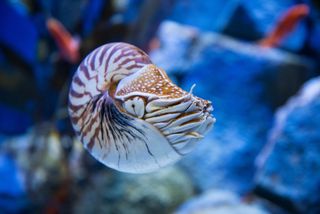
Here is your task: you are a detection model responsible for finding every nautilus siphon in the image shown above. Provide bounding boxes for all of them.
[68,42,215,173]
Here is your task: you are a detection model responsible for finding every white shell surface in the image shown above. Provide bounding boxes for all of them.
[89,110,181,173]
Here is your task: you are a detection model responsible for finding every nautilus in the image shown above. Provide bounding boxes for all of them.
[68,42,215,173]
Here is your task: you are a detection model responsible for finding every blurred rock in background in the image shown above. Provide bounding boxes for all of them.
[255,77,320,213]
[168,0,308,51]
[175,190,269,214]
[73,167,193,214]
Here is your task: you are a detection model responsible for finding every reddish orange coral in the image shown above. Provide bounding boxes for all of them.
[47,18,80,63]
[259,4,309,48]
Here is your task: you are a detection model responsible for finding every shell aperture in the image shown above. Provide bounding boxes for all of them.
[68,42,215,173]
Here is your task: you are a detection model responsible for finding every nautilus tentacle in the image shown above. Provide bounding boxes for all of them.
[68,42,215,173]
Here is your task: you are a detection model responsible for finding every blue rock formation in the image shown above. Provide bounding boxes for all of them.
[255,77,320,213]
[169,0,240,32]
[168,0,308,51]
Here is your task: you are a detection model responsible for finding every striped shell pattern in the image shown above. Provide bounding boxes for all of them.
[68,42,215,173]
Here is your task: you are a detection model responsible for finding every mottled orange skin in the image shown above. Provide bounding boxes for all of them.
[47,18,80,63]
[259,4,309,48]
[116,65,187,99]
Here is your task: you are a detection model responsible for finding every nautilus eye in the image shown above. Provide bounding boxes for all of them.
[122,97,145,118]
[68,42,215,173]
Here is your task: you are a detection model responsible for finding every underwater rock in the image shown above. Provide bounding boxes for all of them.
[169,0,240,32]
[150,21,315,194]
[255,77,320,213]
[175,190,269,214]
[149,21,199,82]
[0,123,82,212]
[73,167,193,214]
[2,126,66,190]
[221,4,261,41]
[168,0,307,51]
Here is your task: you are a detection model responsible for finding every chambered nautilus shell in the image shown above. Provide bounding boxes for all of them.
[68,42,215,173]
